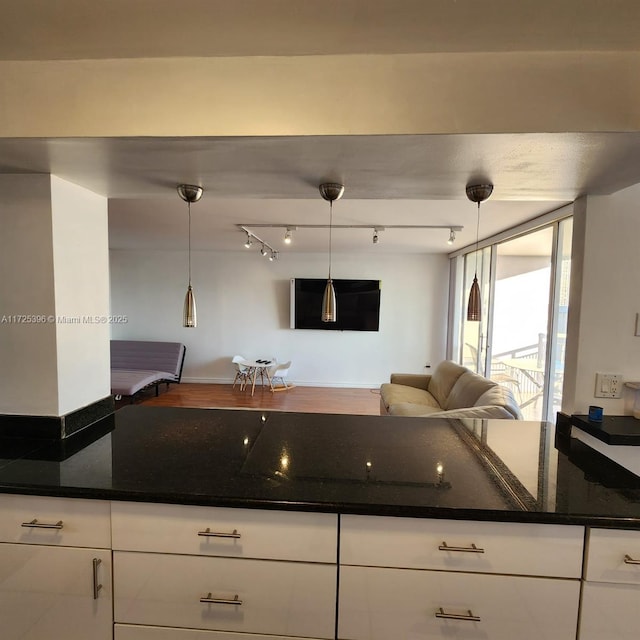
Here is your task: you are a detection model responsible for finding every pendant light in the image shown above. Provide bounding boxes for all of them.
[319,182,344,322]
[177,184,203,328]
[465,183,493,322]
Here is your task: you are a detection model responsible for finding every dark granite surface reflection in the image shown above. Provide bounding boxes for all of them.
[0,405,639,527]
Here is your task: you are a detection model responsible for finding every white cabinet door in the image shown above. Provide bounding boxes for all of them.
[112,501,337,562]
[585,528,640,584]
[341,514,584,578]
[579,582,640,640]
[114,551,336,639]
[116,624,327,639]
[339,565,580,640]
[0,543,112,640]
[0,494,111,548]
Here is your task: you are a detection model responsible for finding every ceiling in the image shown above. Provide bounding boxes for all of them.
[2,0,640,255]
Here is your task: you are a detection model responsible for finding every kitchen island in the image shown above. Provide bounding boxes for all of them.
[1,405,639,640]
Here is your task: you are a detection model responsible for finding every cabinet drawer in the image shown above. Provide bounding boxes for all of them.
[116,624,325,640]
[111,501,336,562]
[585,528,640,584]
[579,582,640,640]
[113,551,336,638]
[0,494,111,548]
[341,514,584,577]
[0,543,112,640]
[339,565,580,640]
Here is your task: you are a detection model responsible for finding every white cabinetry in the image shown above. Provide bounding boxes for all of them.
[580,528,640,640]
[111,502,337,640]
[0,494,112,640]
[339,515,584,640]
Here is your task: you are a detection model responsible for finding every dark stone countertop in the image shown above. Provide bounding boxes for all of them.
[0,405,639,528]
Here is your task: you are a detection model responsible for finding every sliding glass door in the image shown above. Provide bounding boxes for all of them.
[451,213,572,422]
[489,227,553,420]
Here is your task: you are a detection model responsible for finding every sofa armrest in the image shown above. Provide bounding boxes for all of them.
[389,373,431,391]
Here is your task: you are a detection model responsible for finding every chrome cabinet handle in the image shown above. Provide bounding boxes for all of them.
[438,541,485,553]
[92,558,103,599]
[198,527,241,539]
[435,607,481,622]
[200,593,242,606]
[624,554,640,565]
[21,519,64,530]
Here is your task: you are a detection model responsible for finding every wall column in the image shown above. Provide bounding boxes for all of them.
[0,174,112,437]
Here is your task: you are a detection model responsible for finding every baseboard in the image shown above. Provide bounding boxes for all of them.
[181,376,379,389]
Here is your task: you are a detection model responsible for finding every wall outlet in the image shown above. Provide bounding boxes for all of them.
[594,373,623,398]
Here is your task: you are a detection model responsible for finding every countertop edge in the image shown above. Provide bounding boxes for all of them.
[2,483,639,529]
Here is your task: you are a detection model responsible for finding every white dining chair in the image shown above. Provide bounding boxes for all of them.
[269,360,292,391]
[231,355,251,390]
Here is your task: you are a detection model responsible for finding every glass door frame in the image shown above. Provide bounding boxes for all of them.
[448,205,573,422]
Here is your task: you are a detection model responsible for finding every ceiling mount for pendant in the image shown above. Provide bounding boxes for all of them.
[177,184,204,204]
[319,183,345,203]
[465,183,493,204]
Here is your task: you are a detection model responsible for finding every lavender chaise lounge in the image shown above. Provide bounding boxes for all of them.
[111,340,186,399]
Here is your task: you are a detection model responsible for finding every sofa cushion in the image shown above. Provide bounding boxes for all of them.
[388,402,444,417]
[445,370,496,410]
[475,385,523,419]
[380,383,440,411]
[427,360,467,407]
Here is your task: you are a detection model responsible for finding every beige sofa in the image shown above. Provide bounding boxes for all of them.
[380,360,523,419]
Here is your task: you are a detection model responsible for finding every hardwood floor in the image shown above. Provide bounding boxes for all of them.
[133,382,382,415]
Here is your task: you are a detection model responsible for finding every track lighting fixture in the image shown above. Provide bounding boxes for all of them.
[465,183,493,322]
[177,183,203,328]
[319,182,344,323]
[238,223,462,245]
[239,227,278,262]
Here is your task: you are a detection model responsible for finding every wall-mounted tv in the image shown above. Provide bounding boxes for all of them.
[290,278,381,331]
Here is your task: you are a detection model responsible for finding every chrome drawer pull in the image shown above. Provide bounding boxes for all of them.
[198,527,241,539]
[200,593,243,606]
[436,607,481,622]
[624,554,640,565]
[438,541,485,553]
[92,558,103,599]
[21,519,64,530]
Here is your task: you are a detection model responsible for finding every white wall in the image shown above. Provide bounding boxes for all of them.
[50,176,111,414]
[0,175,58,415]
[109,249,449,387]
[565,185,640,414]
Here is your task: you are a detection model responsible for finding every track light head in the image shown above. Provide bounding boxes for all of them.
[244,233,252,248]
[448,228,456,245]
[284,228,293,244]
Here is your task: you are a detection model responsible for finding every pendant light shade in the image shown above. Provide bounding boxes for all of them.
[465,183,493,322]
[467,276,481,321]
[177,184,203,328]
[183,284,196,327]
[319,183,344,323]
[322,278,337,322]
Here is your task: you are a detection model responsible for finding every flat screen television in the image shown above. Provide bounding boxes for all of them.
[290,278,381,331]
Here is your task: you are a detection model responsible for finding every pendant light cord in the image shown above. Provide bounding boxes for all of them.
[474,201,480,277]
[328,199,333,279]
[188,201,192,286]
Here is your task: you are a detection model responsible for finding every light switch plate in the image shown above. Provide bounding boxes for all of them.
[595,373,623,398]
